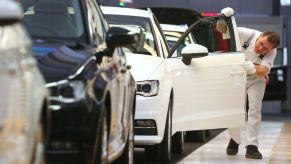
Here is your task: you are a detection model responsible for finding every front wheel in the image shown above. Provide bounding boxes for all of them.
[145,99,172,162]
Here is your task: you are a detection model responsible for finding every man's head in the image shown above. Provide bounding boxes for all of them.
[216,20,228,34]
[254,31,280,54]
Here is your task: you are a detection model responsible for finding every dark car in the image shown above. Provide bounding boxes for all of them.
[19,0,136,163]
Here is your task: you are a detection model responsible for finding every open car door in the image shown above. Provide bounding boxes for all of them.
[167,13,247,133]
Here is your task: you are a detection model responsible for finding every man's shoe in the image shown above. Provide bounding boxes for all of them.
[245,145,262,159]
[226,138,239,155]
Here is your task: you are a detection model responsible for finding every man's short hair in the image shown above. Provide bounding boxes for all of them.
[261,31,280,48]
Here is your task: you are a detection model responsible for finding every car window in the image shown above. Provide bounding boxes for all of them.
[20,0,85,41]
[191,17,236,53]
[171,16,236,57]
[105,14,158,57]
[164,31,194,49]
[86,0,106,45]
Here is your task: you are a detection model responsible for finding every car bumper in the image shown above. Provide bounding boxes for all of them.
[49,100,86,141]
[134,94,170,145]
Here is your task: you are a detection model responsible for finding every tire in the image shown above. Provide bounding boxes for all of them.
[145,99,172,162]
[159,103,172,162]
[172,131,184,154]
[93,107,109,164]
[145,145,160,162]
[185,130,206,142]
[114,111,134,164]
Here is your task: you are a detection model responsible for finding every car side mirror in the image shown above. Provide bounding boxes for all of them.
[0,0,23,25]
[95,26,138,63]
[106,26,138,48]
[181,44,208,65]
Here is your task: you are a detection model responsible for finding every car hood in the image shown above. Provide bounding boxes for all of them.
[144,7,202,27]
[32,44,91,83]
[125,52,163,81]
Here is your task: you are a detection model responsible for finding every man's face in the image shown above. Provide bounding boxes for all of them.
[254,35,273,54]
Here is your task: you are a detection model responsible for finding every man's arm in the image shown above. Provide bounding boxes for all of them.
[254,65,269,77]
[243,61,269,76]
[257,49,276,77]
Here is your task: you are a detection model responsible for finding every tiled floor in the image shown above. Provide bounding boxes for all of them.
[179,118,288,164]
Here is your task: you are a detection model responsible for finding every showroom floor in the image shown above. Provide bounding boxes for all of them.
[178,115,291,164]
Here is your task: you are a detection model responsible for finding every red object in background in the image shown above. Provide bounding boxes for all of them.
[212,24,230,52]
[201,12,219,17]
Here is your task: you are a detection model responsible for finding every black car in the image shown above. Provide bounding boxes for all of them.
[20,0,136,163]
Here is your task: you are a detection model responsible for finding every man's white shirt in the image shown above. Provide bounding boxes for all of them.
[238,27,276,73]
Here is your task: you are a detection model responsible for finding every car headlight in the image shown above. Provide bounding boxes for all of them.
[136,80,159,97]
[45,80,86,103]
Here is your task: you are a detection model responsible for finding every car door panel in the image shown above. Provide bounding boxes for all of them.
[167,12,246,133]
[169,53,246,133]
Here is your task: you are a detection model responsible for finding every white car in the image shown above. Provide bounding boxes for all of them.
[102,6,246,162]
[161,23,212,142]
[0,1,49,163]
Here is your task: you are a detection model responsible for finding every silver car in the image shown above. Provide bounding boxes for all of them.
[0,1,49,163]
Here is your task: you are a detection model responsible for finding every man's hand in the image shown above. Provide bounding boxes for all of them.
[243,61,256,74]
[221,7,235,17]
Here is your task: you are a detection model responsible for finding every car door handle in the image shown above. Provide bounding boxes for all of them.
[230,71,244,76]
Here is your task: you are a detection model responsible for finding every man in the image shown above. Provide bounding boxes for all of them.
[227,27,280,159]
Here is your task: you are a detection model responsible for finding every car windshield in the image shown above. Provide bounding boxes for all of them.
[20,0,85,41]
[105,14,158,56]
